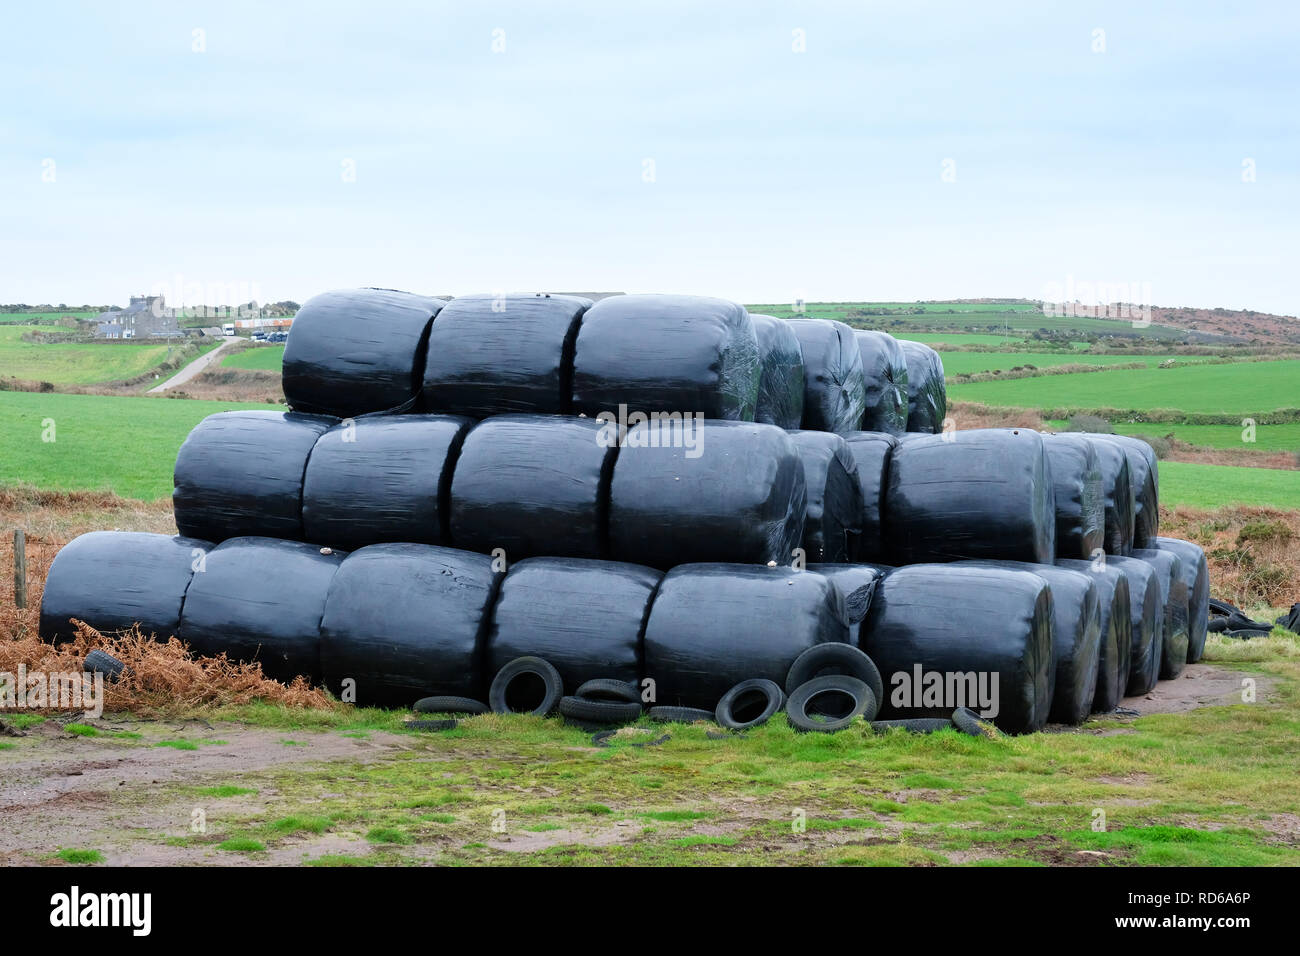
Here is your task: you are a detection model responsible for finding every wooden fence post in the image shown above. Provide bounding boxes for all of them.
[13,529,26,609]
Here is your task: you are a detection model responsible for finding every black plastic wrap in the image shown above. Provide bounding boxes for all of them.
[609,420,807,570]
[1042,433,1105,559]
[39,531,212,643]
[1076,435,1135,555]
[319,543,501,707]
[959,561,1101,725]
[302,415,473,551]
[1132,548,1189,679]
[1098,435,1159,547]
[1106,555,1164,696]
[486,557,662,692]
[449,415,614,560]
[571,294,760,421]
[173,411,338,544]
[1057,559,1132,713]
[282,288,445,418]
[643,564,849,709]
[808,564,883,645]
[897,340,947,434]
[749,314,805,429]
[859,564,1053,734]
[422,293,592,417]
[787,319,868,434]
[884,428,1056,565]
[1154,537,1209,663]
[176,537,344,683]
[853,330,909,435]
[841,431,896,563]
[789,431,863,563]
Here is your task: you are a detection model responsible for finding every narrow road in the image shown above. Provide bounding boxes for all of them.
[147,339,232,393]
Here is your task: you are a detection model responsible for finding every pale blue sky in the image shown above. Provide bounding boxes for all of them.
[2,1,1295,313]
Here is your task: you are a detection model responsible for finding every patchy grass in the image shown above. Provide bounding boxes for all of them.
[195,785,257,798]
[54,848,105,864]
[63,723,99,737]
[154,739,199,751]
[217,837,266,853]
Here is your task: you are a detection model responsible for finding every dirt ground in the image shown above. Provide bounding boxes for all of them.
[0,662,1265,866]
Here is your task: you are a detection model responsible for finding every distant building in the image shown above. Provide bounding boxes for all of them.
[95,294,182,339]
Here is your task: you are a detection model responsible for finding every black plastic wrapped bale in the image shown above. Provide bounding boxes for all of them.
[449,415,613,560]
[958,561,1101,726]
[302,415,473,551]
[571,294,760,421]
[176,537,344,683]
[1154,537,1209,663]
[897,340,947,434]
[319,544,501,707]
[853,330,909,436]
[643,564,849,709]
[841,431,896,563]
[789,431,863,563]
[1107,555,1164,696]
[39,532,212,643]
[173,411,337,543]
[808,564,883,645]
[1132,548,1189,680]
[282,288,445,418]
[787,319,868,434]
[884,428,1056,565]
[608,420,806,570]
[486,557,662,692]
[860,564,1053,734]
[1098,435,1159,548]
[422,293,592,417]
[1042,433,1105,560]
[1057,559,1133,713]
[750,314,805,429]
[1077,435,1135,556]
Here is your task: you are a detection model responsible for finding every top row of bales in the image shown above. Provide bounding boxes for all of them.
[280,290,945,435]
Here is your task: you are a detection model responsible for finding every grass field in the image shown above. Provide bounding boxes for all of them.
[0,311,98,324]
[938,352,1208,376]
[0,325,209,385]
[948,360,1300,417]
[1158,462,1300,510]
[0,392,279,499]
[222,345,285,370]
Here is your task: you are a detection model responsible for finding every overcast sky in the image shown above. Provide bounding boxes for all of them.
[2,1,1295,313]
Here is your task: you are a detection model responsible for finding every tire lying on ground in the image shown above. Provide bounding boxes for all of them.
[176,537,345,683]
[39,531,212,644]
[1041,433,1105,560]
[783,639,884,709]
[853,330,908,435]
[750,314,805,430]
[643,564,850,709]
[1097,435,1159,548]
[449,415,614,560]
[1056,559,1133,713]
[883,428,1056,565]
[301,415,473,550]
[319,543,501,707]
[958,561,1102,726]
[807,564,883,646]
[1107,555,1165,696]
[860,563,1054,734]
[173,411,337,543]
[840,431,896,562]
[485,557,661,693]
[421,293,592,417]
[786,675,876,732]
[282,288,446,418]
[1076,434,1135,555]
[715,678,785,730]
[789,431,863,563]
[787,319,868,434]
[1132,548,1190,680]
[1153,537,1210,664]
[608,420,807,569]
[571,294,760,421]
[489,656,565,716]
[897,340,946,434]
